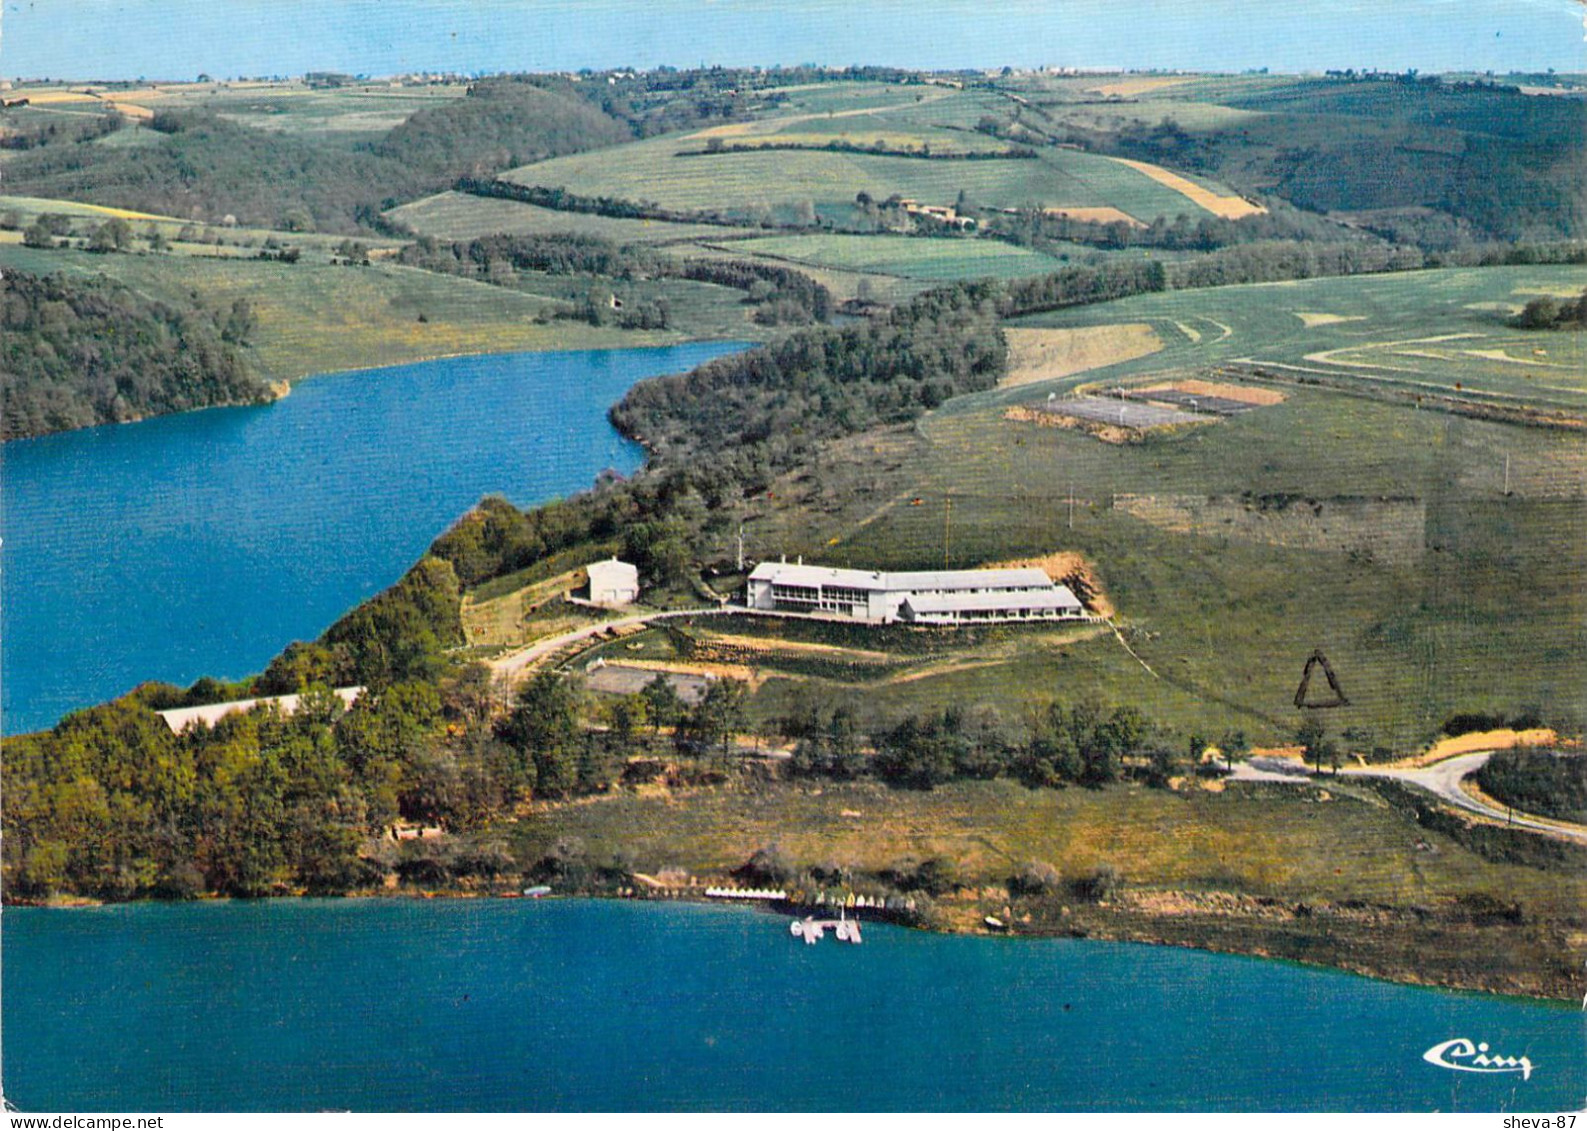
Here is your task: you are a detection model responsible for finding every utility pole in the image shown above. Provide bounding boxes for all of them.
[1068,482,1075,530]
[1503,453,1511,497]
[736,523,745,572]
[943,496,952,569]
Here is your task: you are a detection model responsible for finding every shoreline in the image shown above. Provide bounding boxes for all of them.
[10,884,1575,1005]
[4,335,753,447]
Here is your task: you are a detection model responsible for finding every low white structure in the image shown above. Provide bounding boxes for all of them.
[744,560,1083,624]
[586,557,640,606]
[155,687,364,734]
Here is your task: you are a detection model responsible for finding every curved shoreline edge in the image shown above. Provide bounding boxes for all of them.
[10,887,1575,1005]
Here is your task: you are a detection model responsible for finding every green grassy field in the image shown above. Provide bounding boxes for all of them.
[202,83,468,142]
[499,82,1246,223]
[1005,265,1587,407]
[0,193,410,259]
[386,191,738,244]
[883,397,1581,749]
[504,136,1217,221]
[514,776,1585,918]
[714,232,1070,280]
[10,79,470,139]
[657,269,1587,754]
[0,243,699,380]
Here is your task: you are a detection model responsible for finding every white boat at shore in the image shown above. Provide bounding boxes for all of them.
[789,909,862,945]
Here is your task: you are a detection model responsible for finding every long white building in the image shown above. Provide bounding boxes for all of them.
[744,560,1084,625]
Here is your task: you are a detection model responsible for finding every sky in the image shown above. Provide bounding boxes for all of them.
[4,0,1585,81]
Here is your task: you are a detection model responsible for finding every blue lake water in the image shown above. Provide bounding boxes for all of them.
[3,899,1581,1112]
[1,343,743,735]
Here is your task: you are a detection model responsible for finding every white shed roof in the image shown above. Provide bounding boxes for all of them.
[588,557,639,580]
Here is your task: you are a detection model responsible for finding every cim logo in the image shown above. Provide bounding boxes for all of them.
[1423,1038,1535,1081]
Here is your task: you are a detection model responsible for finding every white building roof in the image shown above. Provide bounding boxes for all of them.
[748,561,1054,593]
[886,568,1054,591]
[155,687,364,734]
[588,557,638,581]
[903,587,1081,614]
[747,562,884,588]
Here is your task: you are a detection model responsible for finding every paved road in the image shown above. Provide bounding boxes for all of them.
[496,611,1587,847]
[1338,751,1587,843]
[486,607,730,679]
[1231,750,1587,844]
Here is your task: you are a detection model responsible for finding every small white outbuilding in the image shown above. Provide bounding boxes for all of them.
[586,557,640,606]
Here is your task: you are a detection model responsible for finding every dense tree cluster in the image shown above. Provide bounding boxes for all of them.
[2,81,637,233]
[611,280,1006,466]
[2,657,1207,903]
[396,231,831,321]
[1514,288,1587,331]
[455,176,757,229]
[1475,748,1587,824]
[999,259,1167,316]
[680,138,1037,161]
[1088,77,1586,243]
[6,110,423,233]
[0,106,125,150]
[985,200,1369,253]
[0,674,526,901]
[319,557,466,687]
[371,77,630,181]
[788,698,1192,792]
[1,269,269,440]
[1165,239,1425,289]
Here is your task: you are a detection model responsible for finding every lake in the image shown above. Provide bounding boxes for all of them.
[3,898,1579,1112]
[1,343,744,735]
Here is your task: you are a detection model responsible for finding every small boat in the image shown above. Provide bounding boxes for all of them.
[984,915,1007,930]
[523,885,553,898]
[789,908,862,945]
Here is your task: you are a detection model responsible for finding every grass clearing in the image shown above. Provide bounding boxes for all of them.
[462,568,587,648]
[1007,265,1587,406]
[1085,76,1198,98]
[720,232,1068,280]
[705,268,1587,753]
[0,244,693,381]
[385,191,736,244]
[502,83,1249,222]
[1041,205,1146,226]
[515,777,1586,918]
[1002,324,1165,386]
[0,193,182,223]
[1103,156,1266,219]
[1294,311,1368,328]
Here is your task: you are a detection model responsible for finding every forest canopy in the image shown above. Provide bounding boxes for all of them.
[1,269,270,440]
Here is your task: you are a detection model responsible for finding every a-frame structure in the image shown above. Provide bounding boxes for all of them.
[1294,649,1349,709]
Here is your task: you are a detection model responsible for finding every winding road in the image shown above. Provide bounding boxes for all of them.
[486,606,735,679]
[1231,750,1587,844]
[494,610,1586,846]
